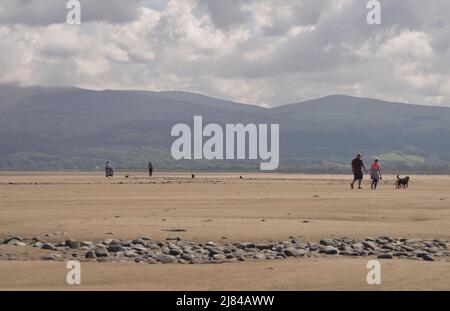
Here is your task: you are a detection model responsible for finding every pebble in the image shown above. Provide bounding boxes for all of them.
[422,254,434,261]
[253,253,267,260]
[85,250,97,259]
[283,248,300,257]
[41,243,56,250]
[107,244,123,253]
[159,255,176,264]
[3,236,24,244]
[377,253,393,259]
[319,246,338,255]
[6,239,26,246]
[319,239,334,246]
[256,243,273,250]
[95,247,109,257]
[212,254,227,261]
[2,235,448,265]
[362,241,377,250]
[66,239,80,249]
[81,241,94,247]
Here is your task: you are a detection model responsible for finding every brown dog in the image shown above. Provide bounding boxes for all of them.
[396,175,410,189]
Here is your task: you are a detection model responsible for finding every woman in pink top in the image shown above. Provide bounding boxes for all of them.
[370,159,382,190]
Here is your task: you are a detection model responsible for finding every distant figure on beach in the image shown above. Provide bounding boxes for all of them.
[148,161,153,177]
[105,161,114,177]
[370,158,382,190]
[350,153,367,189]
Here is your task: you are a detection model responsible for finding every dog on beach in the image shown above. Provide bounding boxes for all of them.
[396,175,410,189]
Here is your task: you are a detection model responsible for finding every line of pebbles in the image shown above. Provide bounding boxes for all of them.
[2,236,449,264]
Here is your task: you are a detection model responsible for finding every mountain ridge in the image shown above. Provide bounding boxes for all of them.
[0,85,449,172]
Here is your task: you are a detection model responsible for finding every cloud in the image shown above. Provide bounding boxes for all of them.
[0,0,449,107]
[0,0,141,25]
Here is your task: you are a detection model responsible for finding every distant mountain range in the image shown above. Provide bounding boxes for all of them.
[1,85,450,172]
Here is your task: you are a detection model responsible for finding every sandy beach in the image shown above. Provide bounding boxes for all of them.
[1,172,449,290]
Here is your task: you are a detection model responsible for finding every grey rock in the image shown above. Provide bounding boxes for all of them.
[161,247,170,254]
[4,236,24,244]
[426,247,440,254]
[256,243,273,250]
[124,251,138,258]
[244,243,256,249]
[275,245,285,252]
[376,238,390,245]
[158,255,176,264]
[66,239,80,249]
[6,239,26,246]
[319,239,334,246]
[406,238,423,244]
[181,254,195,261]
[362,241,377,250]
[377,253,393,259]
[85,250,97,259]
[107,244,123,253]
[393,251,408,257]
[95,247,109,257]
[283,248,299,257]
[132,238,146,246]
[208,249,222,256]
[415,251,430,259]
[134,257,148,263]
[401,245,415,252]
[41,243,56,250]
[253,253,267,260]
[381,244,394,250]
[103,239,114,245]
[422,254,434,261]
[81,241,94,247]
[352,243,365,251]
[319,246,338,255]
[169,249,182,256]
[212,254,227,261]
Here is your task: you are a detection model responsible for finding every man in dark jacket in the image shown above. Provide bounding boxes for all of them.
[105,161,114,177]
[148,161,153,177]
[350,154,367,189]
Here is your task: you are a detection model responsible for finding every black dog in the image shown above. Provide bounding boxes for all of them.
[396,175,410,189]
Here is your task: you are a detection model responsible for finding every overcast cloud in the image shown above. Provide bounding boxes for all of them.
[0,0,449,107]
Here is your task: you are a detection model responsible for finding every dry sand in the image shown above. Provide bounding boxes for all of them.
[0,172,449,290]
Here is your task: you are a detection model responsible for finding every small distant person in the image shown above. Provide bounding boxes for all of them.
[350,153,367,189]
[105,161,114,177]
[148,161,153,177]
[370,158,382,190]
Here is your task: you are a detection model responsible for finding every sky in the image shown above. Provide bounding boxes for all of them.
[0,0,449,107]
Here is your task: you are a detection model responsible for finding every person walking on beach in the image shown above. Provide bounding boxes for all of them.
[370,158,382,190]
[350,153,367,189]
[105,161,114,177]
[148,161,153,177]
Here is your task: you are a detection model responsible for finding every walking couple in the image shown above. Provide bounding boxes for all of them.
[350,154,382,190]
